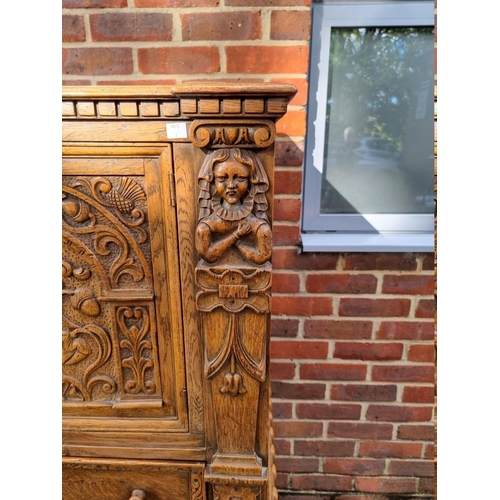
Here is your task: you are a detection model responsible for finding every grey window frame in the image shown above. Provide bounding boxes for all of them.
[301,1,435,252]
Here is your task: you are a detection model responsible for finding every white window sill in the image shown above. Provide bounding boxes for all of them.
[300,232,434,253]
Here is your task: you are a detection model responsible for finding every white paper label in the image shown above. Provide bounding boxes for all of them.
[166,122,188,139]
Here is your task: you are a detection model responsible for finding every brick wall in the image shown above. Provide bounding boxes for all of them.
[62,1,436,498]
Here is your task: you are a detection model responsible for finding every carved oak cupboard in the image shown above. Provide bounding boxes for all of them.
[62,83,297,500]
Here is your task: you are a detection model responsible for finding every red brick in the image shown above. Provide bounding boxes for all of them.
[334,342,403,361]
[328,422,393,440]
[304,319,372,339]
[274,438,291,455]
[408,344,435,362]
[271,10,311,40]
[271,296,333,316]
[63,79,92,86]
[275,140,304,167]
[62,15,85,43]
[97,79,177,85]
[227,0,310,6]
[270,361,295,380]
[291,475,352,492]
[300,363,367,381]
[272,272,300,293]
[295,440,356,457]
[424,443,435,459]
[273,248,339,270]
[272,224,300,246]
[366,404,433,422]
[339,298,411,317]
[422,254,435,270]
[135,0,219,5]
[274,421,322,438]
[270,401,293,419]
[355,477,418,493]
[271,78,308,107]
[271,340,329,359]
[63,48,133,76]
[275,457,319,473]
[372,365,434,383]
[63,0,125,7]
[397,424,435,441]
[382,274,435,295]
[344,253,418,271]
[402,386,435,403]
[138,47,220,74]
[226,45,309,74]
[296,403,362,420]
[271,318,299,338]
[324,459,385,476]
[275,170,302,194]
[275,473,288,489]
[276,110,307,136]
[416,298,436,318]
[359,441,422,458]
[90,13,172,42]
[388,459,434,477]
[271,381,326,400]
[419,477,436,494]
[182,11,261,41]
[306,274,377,294]
[330,384,397,402]
[376,321,434,340]
[274,198,301,221]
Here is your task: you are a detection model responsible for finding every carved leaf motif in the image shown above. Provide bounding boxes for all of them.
[62,331,91,365]
[117,307,157,395]
[62,317,117,402]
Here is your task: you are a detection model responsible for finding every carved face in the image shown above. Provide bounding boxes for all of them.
[213,160,250,204]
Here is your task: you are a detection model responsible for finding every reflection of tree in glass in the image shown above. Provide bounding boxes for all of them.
[326,27,434,149]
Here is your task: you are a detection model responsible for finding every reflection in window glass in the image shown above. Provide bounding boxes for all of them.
[321,27,434,215]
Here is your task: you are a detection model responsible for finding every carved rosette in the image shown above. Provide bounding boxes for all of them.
[189,120,275,149]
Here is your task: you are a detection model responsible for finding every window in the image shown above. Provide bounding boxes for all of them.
[302,1,435,252]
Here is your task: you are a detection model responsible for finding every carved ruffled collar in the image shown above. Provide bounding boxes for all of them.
[211,194,254,221]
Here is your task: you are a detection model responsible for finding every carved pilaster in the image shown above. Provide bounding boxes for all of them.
[181,81,296,500]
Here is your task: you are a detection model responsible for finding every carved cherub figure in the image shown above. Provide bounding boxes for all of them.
[196,148,272,265]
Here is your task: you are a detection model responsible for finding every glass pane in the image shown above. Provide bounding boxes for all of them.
[320,27,434,215]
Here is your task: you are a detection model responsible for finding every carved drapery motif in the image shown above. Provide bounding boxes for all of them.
[189,120,275,149]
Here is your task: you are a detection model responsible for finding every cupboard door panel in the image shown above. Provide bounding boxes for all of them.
[62,148,188,431]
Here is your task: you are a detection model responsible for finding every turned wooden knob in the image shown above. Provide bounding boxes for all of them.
[129,490,146,500]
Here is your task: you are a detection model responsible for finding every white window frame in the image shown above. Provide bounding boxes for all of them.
[301,1,435,252]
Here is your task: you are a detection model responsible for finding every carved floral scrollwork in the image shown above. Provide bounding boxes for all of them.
[62,184,151,290]
[191,474,205,500]
[196,268,270,314]
[73,176,148,243]
[62,316,117,401]
[189,120,275,149]
[117,306,157,395]
[212,485,261,500]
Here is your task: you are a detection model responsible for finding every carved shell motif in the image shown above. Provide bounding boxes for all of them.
[108,178,146,214]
